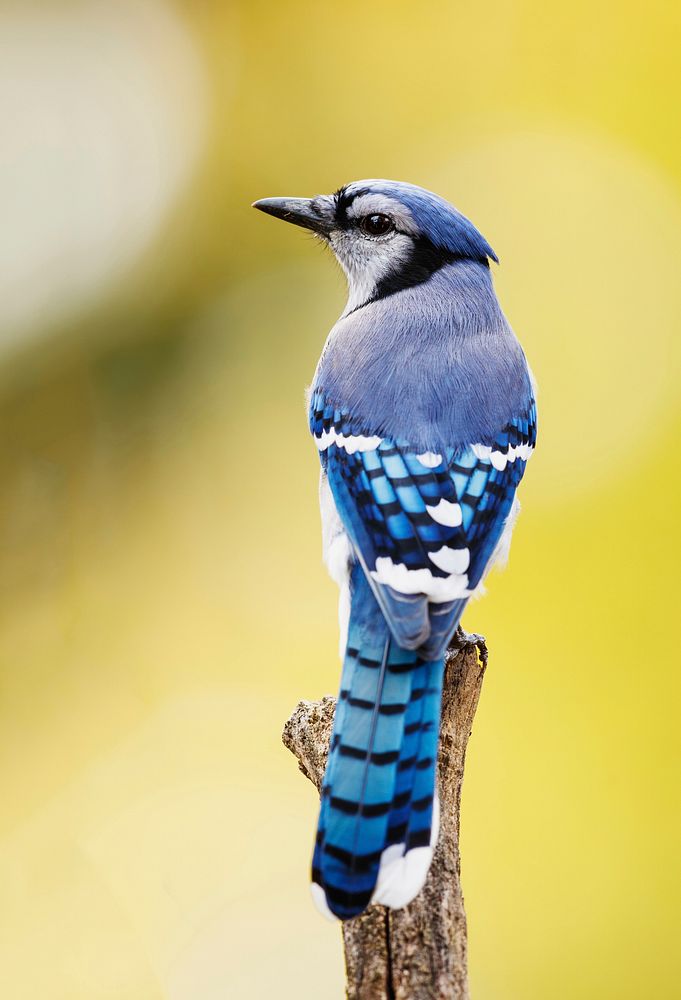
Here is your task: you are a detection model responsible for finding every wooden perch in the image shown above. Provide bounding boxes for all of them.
[282,634,488,1000]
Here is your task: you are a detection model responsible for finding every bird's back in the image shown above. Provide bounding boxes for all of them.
[312,261,532,452]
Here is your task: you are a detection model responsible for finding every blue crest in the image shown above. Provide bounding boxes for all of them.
[343,179,498,264]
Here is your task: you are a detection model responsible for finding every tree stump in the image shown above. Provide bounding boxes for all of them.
[282,636,488,1000]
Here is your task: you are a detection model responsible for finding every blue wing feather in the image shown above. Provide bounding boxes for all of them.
[314,389,536,659]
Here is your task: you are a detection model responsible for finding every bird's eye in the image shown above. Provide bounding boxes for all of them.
[360,214,393,237]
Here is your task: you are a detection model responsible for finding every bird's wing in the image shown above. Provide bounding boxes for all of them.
[310,389,537,659]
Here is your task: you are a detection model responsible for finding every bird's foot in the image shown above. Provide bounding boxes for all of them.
[448,624,488,667]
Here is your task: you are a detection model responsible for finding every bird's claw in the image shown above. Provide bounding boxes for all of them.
[448,624,488,667]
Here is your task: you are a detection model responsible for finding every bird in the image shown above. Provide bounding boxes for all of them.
[253,179,537,921]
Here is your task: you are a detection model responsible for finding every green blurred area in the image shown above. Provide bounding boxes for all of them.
[1,1,680,997]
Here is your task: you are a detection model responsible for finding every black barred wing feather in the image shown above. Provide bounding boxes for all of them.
[311,390,537,659]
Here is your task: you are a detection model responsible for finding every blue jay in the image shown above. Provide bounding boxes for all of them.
[254,180,536,921]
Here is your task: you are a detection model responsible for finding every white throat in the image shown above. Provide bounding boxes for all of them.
[329,231,415,315]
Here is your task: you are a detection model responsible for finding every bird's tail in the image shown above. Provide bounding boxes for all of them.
[312,566,444,920]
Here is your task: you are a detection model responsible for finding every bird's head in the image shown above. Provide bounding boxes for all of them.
[253,179,497,312]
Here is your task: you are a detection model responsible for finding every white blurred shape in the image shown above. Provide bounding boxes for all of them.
[0,1,207,347]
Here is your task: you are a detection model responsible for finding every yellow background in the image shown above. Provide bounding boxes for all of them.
[1,1,680,997]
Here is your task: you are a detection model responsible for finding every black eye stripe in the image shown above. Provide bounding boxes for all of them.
[334,185,370,226]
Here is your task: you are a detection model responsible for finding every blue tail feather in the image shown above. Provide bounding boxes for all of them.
[312,566,445,920]
[382,658,428,849]
[404,660,443,851]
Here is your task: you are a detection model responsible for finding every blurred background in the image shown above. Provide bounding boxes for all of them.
[1,1,679,997]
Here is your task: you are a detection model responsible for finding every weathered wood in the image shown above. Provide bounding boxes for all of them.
[282,635,487,1000]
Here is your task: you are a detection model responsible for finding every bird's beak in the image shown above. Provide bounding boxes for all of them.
[252,197,333,236]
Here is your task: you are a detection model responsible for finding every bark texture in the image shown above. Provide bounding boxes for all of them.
[282,637,487,1000]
